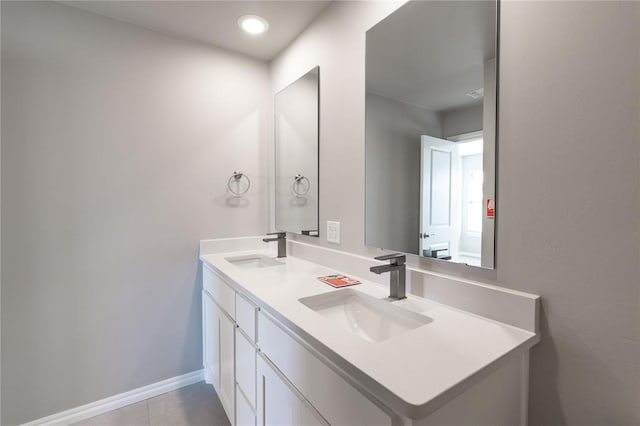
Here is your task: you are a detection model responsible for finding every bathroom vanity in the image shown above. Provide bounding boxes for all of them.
[200,237,539,426]
[200,3,525,424]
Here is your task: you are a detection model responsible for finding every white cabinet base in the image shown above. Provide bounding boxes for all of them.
[202,259,533,426]
[401,353,529,426]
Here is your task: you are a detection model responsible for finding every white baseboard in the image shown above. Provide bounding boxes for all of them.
[20,369,205,426]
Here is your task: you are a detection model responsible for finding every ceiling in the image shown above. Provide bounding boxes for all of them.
[61,1,331,61]
[366,1,496,113]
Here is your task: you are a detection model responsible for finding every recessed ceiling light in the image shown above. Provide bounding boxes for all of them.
[238,15,269,35]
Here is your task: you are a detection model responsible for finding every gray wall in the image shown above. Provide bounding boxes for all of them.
[365,93,441,255]
[441,104,482,139]
[499,3,639,423]
[1,2,270,424]
[271,1,639,425]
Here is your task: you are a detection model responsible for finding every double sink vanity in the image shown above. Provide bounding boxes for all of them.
[199,236,539,426]
[205,2,539,424]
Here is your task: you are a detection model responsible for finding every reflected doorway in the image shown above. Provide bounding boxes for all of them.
[420,132,483,266]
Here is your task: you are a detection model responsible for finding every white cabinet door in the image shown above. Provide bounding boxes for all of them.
[204,290,236,425]
[236,328,256,408]
[202,291,220,388]
[219,310,236,425]
[257,355,328,426]
[237,385,256,426]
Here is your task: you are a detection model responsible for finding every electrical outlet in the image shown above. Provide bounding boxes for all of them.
[326,221,340,244]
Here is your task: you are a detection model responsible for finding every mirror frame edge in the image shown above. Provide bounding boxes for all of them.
[273,65,321,237]
[363,0,500,270]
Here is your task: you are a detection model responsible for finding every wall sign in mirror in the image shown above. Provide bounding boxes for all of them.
[365,1,497,268]
[274,67,319,236]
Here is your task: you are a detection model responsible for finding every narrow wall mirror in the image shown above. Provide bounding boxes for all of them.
[365,1,497,268]
[274,66,320,236]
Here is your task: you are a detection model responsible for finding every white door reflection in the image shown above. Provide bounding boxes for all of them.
[420,133,483,266]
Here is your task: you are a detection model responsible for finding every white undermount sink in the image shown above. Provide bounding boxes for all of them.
[225,254,284,269]
[298,289,433,343]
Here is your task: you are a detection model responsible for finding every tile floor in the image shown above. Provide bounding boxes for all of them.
[73,382,231,426]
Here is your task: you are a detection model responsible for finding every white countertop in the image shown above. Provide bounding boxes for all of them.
[200,249,539,419]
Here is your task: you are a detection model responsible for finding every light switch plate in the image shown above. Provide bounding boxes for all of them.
[326,221,340,244]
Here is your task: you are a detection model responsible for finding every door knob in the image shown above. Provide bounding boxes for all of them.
[420,233,434,239]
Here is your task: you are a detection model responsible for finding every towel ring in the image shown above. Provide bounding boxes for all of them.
[292,174,310,196]
[228,171,250,196]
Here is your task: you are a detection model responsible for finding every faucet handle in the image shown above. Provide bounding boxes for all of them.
[266,231,286,238]
[374,253,406,265]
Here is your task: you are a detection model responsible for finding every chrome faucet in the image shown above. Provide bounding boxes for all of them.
[369,253,406,300]
[263,232,286,258]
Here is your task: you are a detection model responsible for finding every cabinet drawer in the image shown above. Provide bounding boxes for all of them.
[236,293,257,341]
[258,311,392,426]
[203,265,235,319]
[236,327,257,408]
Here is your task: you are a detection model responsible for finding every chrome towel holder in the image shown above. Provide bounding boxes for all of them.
[292,174,310,196]
[228,171,251,196]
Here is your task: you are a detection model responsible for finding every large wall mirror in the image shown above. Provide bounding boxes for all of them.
[365,1,497,268]
[274,67,319,236]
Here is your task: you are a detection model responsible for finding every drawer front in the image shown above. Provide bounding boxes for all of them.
[203,265,236,319]
[236,293,257,342]
[236,327,257,408]
[258,311,392,426]
[236,384,256,426]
